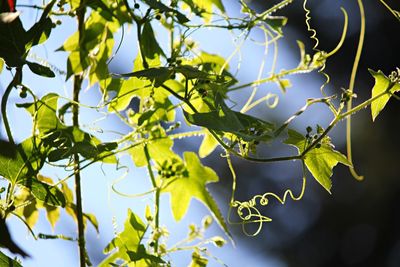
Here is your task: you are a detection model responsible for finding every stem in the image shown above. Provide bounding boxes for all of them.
[16,4,71,16]
[74,2,87,266]
[122,0,149,69]
[228,68,307,92]
[346,0,365,181]
[1,68,22,146]
[73,76,86,267]
[1,68,28,206]
[144,145,160,254]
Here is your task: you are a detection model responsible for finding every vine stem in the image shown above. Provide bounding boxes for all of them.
[74,2,87,266]
[1,68,22,206]
[122,0,149,69]
[144,145,160,254]
[1,68,22,146]
[346,0,365,181]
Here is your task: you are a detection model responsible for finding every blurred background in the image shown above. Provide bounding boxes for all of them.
[1,0,400,266]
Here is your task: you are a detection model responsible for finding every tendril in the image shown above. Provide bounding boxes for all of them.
[230,175,306,236]
[227,148,307,236]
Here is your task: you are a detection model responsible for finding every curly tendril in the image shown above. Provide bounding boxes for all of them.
[226,151,307,236]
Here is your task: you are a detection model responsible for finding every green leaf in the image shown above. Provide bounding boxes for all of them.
[189,251,208,267]
[109,77,151,111]
[0,251,23,267]
[184,99,274,142]
[0,15,27,67]
[115,67,173,87]
[0,0,55,67]
[100,209,154,267]
[17,177,66,207]
[161,152,231,239]
[141,22,164,65]
[284,129,351,193]
[143,0,190,23]
[26,61,55,77]
[44,204,60,230]
[182,0,225,22]
[18,93,64,133]
[45,126,118,163]
[83,213,99,233]
[14,189,40,229]
[19,94,117,163]
[25,0,56,50]
[58,11,118,79]
[129,136,176,167]
[126,244,165,264]
[0,137,47,184]
[369,69,400,121]
[199,130,219,158]
[211,236,226,247]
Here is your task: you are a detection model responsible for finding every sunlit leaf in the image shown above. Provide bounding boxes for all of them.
[115,67,174,87]
[44,204,60,230]
[369,69,400,121]
[18,93,64,133]
[211,236,226,247]
[17,177,66,207]
[182,0,225,22]
[189,251,208,267]
[25,0,56,50]
[185,99,274,142]
[14,189,39,229]
[100,209,155,266]
[83,213,99,233]
[284,129,352,193]
[0,137,47,184]
[199,130,219,158]
[19,94,117,163]
[161,152,231,239]
[129,136,176,167]
[109,77,151,111]
[141,21,164,66]
[58,11,118,79]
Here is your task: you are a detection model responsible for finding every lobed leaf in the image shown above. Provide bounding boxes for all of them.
[185,99,274,142]
[369,69,400,121]
[100,209,163,266]
[161,152,232,239]
[284,129,351,193]
[17,178,66,207]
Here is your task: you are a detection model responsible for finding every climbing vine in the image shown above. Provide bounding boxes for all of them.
[0,0,399,266]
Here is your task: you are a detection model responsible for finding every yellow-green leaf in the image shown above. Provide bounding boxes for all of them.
[189,251,208,267]
[199,130,219,158]
[370,69,400,121]
[44,205,60,230]
[161,152,231,239]
[284,129,351,193]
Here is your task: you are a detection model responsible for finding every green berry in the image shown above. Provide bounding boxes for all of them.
[19,90,27,98]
